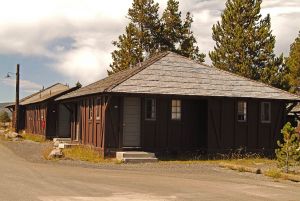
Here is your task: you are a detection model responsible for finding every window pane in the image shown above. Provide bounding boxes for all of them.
[172,100,176,107]
[171,99,181,120]
[237,101,247,122]
[177,113,181,120]
[172,113,176,119]
[145,98,156,120]
[261,102,271,122]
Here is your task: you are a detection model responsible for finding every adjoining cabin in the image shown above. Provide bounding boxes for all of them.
[288,103,300,132]
[7,83,79,138]
[56,52,300,157]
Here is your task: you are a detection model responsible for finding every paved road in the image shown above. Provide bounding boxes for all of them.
[0,143,299,201]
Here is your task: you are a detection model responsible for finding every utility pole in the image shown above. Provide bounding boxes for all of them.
[15,64,20,133]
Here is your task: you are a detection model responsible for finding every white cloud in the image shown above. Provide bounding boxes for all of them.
[1,78,42,91]
[0,0,299,86]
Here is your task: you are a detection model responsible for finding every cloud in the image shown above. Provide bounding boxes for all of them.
[1,78,42,91]
[0,0,299,86]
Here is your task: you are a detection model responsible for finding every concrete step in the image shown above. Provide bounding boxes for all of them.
[116,151,158,163]
[118,151,155,159]
[58,143,79,149]
[123,158,158,164]
[53,138,71,143]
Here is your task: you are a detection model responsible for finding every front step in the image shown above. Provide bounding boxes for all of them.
[116,151,158,163]
[53,138,71,143]
[123,158,158,163]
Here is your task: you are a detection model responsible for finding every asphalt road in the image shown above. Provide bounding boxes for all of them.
[0,143,299,201]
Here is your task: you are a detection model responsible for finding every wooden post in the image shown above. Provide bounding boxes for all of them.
[15,64,20,133]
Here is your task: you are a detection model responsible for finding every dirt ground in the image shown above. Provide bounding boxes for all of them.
[1,138,300,201]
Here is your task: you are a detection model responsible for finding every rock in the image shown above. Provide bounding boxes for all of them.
[5,132,22,139]
[48,148,63,159]
[12,137,22,142]
[0,130,4,135]
[53,141,60,147]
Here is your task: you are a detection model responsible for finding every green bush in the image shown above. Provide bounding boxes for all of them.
[0,111,10,123]
[275,122,300,173]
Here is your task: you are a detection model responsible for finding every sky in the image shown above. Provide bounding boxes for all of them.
[0,0,299,103]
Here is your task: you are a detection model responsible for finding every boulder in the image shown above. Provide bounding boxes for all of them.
[48,148,63,159]
[53,140,60,147]
[5,132,22,139]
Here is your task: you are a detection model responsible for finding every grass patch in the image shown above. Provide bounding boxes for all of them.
[214,158,275,167]
[63,146,110,163]
[22,133,45,143]
[42,144,55,160]
[264,168,282,179]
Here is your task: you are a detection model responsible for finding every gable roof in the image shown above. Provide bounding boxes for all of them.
[57,51,300,101]
[291,104,300,113]
[7,83,74,107]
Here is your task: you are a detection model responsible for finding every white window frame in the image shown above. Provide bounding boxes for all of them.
[237,101,247,122]
[261,102,271,123]
[96,98,101,120]
[145,98,156,120]
[171,99,181,120]
[88,99,93,120]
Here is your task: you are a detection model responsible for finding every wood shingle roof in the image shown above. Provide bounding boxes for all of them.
[57,51,300,101]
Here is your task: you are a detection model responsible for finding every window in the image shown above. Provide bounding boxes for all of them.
[145,98,156,120]
[237,101,247,122]
[88,99,93,120]
[96,98,101,119]
[171,100,181,120]
[261,102,271,123]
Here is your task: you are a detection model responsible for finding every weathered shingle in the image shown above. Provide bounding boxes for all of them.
[7,83,72,107]
[58,51,300,101]
[57,52,169,100]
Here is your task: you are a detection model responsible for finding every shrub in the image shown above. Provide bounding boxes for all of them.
[275,122,300,173]
[0,111,10,123]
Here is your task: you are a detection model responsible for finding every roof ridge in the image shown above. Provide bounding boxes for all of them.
[21,83,67,101]
[170,52,300,100]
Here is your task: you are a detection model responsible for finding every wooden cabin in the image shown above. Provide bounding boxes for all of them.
[7,83,78,138]
[57,52,300,157]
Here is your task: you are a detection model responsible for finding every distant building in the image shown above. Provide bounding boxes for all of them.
[7,83,79,138]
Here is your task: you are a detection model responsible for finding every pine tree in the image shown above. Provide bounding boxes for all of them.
[128,0,161,55]
[275,122,300,173]
[179,12,205,62]
[0,111,10,123]
[108,23,143,75]
[160,0,182,51]
[286,31,300,93]
[261,54,290,91]
[108,0,205,74]
[209,0,283,85]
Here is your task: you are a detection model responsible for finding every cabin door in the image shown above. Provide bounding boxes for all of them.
[123,97,141,147]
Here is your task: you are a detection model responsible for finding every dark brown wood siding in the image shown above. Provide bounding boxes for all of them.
[71,96,107,156]
[207,97,286,154]
[68,94,288,157]
[139,97,207,152]
[25,104,47,136]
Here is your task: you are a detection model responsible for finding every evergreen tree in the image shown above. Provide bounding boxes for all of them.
[261,54,291,91]
[0,111,10,123]
[179,12,205,62]
[108,0,205,75]
[286,31,300,93]
[275,122,300,173]
[209,0,284,87]
[128,0,161,55]
[160,0,182,51]
[108,23,143,75]
[75,81,82,88]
